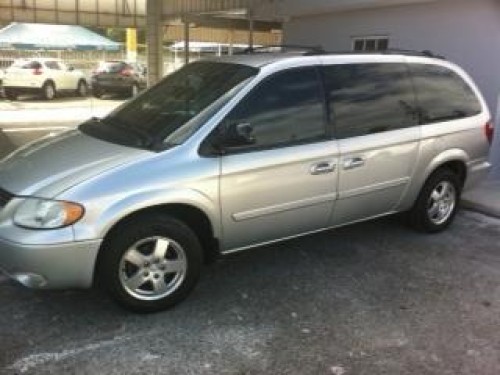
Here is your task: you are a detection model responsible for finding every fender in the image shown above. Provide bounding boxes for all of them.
[72,188,220,242]
[399,148,469,211]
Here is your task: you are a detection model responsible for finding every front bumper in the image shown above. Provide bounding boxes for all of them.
[3,85,42,94]
[0,236,102,289]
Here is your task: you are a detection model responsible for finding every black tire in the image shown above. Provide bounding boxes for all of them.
[42,81,56,100]
[92,87,104,98]
[130,83,139,97]
[98,214,203,313]
[408,168,462,233]
[76,80,88,97]
[5,89,17,101]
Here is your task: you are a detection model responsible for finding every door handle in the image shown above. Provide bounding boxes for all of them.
[310,161,336,175]
[343,157,365,170]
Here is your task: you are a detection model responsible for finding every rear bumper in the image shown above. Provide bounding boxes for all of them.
[464,160,491,191]
[0,236,102,289]
[92,80,132,92]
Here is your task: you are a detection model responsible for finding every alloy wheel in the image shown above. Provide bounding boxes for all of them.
[118,236,187,301]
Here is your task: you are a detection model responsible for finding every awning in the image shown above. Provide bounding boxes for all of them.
[0,23,122,51]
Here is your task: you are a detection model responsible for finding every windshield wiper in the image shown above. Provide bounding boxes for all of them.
[98,117,155,149]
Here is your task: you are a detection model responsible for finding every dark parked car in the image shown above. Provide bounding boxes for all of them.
[91,61,147,98]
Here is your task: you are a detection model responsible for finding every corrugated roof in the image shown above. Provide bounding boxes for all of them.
[0,23,121,51]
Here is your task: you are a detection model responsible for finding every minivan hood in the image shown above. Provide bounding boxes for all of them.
[0,129,149,198]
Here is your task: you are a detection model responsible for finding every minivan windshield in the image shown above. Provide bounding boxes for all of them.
[79,61,258,150]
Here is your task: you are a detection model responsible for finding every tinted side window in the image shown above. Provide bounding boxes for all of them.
[14,61,42,69]
[45,61,61,70]
[410,64,482,124]
[323,63,417,139]
[225,68,326,150]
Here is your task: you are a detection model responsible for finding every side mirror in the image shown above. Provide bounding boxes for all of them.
[225,122,256,147]
[206,122,256,155]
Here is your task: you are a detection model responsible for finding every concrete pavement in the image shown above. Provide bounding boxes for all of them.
[462,178,500,219]
[0,96,122,124]
[0,97,122,156]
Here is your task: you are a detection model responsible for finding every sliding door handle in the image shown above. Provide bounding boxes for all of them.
[310,161,336,175]
[343,157,365,170]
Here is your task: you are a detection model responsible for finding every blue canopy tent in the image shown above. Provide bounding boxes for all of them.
[0,23,121,51]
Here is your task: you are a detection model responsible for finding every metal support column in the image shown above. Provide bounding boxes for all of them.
[146,0,163,86]
[248,9,254,49]
[184,17,190,65]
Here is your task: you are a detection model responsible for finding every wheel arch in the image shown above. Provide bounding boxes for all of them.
[401,149,469,211]
[43,79,56,88]
[93,202,220,286]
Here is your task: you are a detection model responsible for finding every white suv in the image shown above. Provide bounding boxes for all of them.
[3,58,88,100]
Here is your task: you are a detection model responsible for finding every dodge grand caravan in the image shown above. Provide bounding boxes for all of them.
[0,50,493,312]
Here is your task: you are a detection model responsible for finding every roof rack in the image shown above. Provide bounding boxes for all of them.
[378,49,445,59]
[235,45,446,60]
[237,44,326,55]
[308,48,446,59]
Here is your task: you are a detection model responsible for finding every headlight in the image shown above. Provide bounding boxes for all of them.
[14,198,84,229]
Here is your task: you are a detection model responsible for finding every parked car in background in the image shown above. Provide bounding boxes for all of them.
[0,68,4,97]
[3,58,88,100]
[91,61,147,98]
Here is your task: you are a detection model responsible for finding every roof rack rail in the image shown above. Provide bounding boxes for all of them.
[237,44,325,55]
[308,48,446,59]
[379,49,446,59]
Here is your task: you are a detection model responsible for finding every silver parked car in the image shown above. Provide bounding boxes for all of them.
[0,50,493,312]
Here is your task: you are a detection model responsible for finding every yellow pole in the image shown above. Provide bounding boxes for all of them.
[126,28,137,62]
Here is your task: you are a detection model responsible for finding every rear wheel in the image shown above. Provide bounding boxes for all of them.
[408,168,461,233]
[76,80,88,97]
[98,214,203,313]
[42,81,56,100]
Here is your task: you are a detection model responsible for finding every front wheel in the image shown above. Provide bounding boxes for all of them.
[92,87,104,98]
[98,214,203,313]
[408,168,461,233]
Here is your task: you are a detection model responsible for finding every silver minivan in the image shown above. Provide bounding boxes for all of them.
[0,50,493,312]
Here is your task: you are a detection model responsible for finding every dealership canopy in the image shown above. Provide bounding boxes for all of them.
[0,23,121,51]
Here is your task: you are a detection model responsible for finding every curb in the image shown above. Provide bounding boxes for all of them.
[461,200,500,220]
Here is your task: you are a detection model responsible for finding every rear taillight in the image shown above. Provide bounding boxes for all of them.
[33,68,42,75]
[119,68,133,77]
[485,120,494,145]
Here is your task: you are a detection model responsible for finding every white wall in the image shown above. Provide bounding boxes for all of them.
[283,0,500,176]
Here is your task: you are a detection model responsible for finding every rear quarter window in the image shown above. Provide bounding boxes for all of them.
[409,63,482,124]
[12,60,42,69]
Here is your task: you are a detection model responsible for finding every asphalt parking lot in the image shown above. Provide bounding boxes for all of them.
[1,211,499,375]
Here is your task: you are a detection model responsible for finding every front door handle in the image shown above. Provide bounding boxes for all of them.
[310,161,336,175]
[343,157,365,170]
